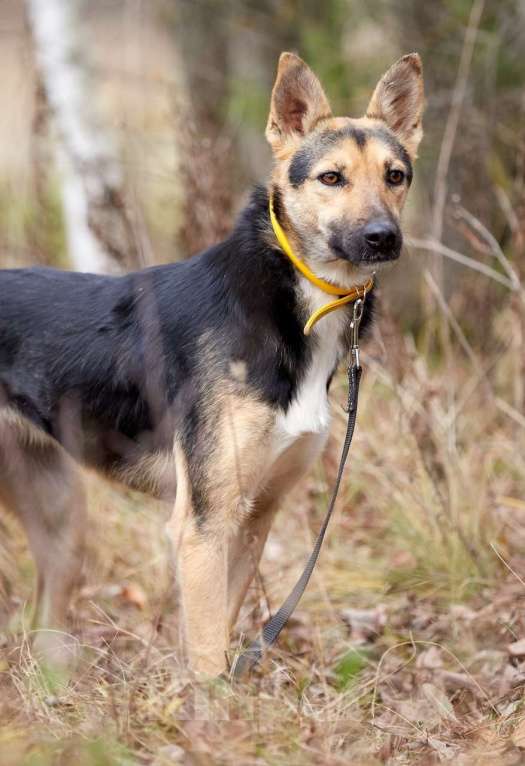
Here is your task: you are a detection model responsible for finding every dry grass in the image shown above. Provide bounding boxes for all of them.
[0,5,524,762]
[1,296,525,765]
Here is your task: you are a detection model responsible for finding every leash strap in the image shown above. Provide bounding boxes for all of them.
[231,299,365,680]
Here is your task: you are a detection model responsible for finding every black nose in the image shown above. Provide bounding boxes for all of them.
[363,219,399,252]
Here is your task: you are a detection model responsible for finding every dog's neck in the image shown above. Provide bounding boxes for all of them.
[214,186,374,380]
[226,186,373,344]
[266,185,375,294]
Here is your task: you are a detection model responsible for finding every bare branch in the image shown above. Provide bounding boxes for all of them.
[431,0,485,255]
[454,202,522,289]
[407,237,516,289]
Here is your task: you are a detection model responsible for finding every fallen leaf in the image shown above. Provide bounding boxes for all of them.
[333,647,369,689]
[478,725,501,744]
[496,664,525,698]
[440,670,483,696]
[340,605,386,642]
[511,718,525,749]
[449,603,477,621]
[121,583,147,609]
[416,646,443,670]
[152,744,186,765]
[426,736,460,760]
[508,639,525,657]
[421,682,457,722]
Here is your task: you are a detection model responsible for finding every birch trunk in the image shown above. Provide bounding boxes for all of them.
[27,0,139,273]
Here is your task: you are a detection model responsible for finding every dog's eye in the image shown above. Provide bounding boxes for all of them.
[387,169,405,186]
[318,171,342,186]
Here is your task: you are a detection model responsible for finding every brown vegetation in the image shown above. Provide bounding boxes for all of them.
[1,1,524,763]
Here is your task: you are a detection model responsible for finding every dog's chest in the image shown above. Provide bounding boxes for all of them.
[273,306,346,456]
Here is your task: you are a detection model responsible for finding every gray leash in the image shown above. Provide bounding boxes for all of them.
[231,297,366,680]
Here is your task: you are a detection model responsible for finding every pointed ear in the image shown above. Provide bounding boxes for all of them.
[365,53,425,157]
[266,52,332,153]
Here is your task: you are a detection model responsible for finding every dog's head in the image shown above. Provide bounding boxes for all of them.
[267,52,424,285]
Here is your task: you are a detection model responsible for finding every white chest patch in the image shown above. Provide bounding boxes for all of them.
[272,283,347,457]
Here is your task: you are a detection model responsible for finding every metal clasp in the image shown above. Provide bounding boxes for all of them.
[350,297,365,369]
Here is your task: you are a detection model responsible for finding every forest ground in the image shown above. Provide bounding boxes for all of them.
[1,303,525,766]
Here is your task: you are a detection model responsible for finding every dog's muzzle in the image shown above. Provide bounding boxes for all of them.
[329,218,402,264]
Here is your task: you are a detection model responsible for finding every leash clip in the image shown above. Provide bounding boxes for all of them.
[350,297,365,369]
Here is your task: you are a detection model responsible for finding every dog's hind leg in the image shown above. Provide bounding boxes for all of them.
[0,413,86,663]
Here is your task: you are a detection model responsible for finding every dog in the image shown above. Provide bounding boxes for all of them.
[0,52,424,676]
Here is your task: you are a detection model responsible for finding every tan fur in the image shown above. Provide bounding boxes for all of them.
[268,115,415,292]
[165,387,276,674]
[226,432,328,638]
[366,53,425,158]
[0,410,86,665]
[264,53,424,298]
[204,388,275,535]
[167,444,230,676]
[167,400,326,674]
[115,450,176,498]
[0,407,55,449]
[266,52,332,157]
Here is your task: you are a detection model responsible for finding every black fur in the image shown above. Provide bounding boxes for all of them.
[370,126,413,184]
[0,186,373,515]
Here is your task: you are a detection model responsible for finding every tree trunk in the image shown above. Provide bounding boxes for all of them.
[27,0,139,273]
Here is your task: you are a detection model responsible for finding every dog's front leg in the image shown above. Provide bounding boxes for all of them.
[168,393,275,675]
[168,446,229,676]
[227,503,277,631]
[174,519,229,676]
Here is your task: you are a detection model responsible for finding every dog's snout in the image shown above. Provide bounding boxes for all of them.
[329,216,402,264]
[363,219,399,252]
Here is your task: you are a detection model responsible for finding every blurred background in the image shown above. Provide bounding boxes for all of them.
[1,0,524,344]
[1,2,525,763]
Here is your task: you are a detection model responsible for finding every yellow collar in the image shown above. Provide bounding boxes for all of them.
[269,196,373,335]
